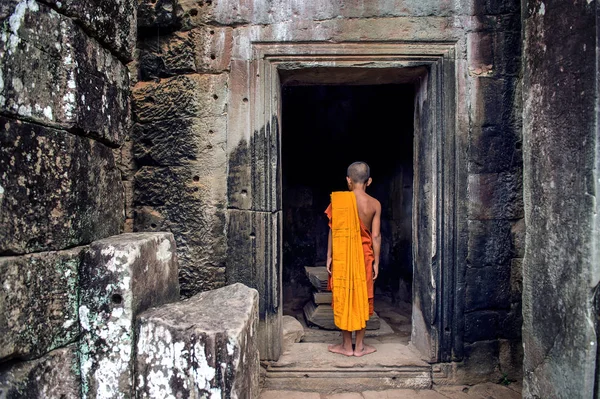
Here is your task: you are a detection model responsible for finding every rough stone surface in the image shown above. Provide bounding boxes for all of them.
[138,26,232,80]
[0,344,80,398]
[282,316,305,350]
[44,0,137,61]
[132,116,226,166]
[132,74,227,123]
[135,283,259,399]
[0,2,130,145]
[465,266,510,312]
[134,165,227,296]
[79,232,179,398]
[467,220,512,268]
[0,247,82,362]
[0,117,123,255]
[522,1,599,398]
[467,172,523,220]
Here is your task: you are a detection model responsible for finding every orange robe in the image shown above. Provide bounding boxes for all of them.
[325,192,375,331]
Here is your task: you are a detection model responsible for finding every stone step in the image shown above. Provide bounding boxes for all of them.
[313,291,332,304]
[305,266,329,291]
[263,343,432,392]
[303,301,381,330]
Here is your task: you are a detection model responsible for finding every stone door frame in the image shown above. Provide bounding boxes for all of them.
[227,41,460,362]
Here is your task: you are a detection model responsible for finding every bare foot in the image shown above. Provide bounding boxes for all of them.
[328,344,354,357]
[353,344,377,357]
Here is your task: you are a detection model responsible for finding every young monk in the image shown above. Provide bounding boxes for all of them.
[325,161,381,357]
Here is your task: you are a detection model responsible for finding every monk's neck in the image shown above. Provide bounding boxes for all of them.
[349,184,367,192]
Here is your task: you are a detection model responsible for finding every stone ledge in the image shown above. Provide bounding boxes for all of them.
[136,283,260,399]
[79,232,179,398]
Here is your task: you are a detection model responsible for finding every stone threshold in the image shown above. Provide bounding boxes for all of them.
[262,343,433,392]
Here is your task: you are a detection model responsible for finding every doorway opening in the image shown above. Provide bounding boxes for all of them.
[281,83,415,346]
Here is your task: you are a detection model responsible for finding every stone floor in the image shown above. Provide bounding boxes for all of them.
[266,295,522,398]
[259,382,522,398]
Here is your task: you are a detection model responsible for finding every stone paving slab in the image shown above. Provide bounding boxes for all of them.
[260,383,522,399]
[270,343,428,370]
[362,389,447,399]
[434,383,521,399]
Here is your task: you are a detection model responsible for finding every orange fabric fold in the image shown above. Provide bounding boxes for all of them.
[328,191,370,331]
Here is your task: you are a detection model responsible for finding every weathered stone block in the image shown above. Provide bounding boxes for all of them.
[137,0,182,28]
[467,220,512,268]
[226,209,282,360]
[511,219,525,258]
[132,116,226,166]
[282,315,305,350]
[469,125,522,174]
[462,341,500,382]
[467,32,494,76]
[510,258,523,303]
[136,283,260,399]
[138,27,232,79]
[467,172,523,220]
[465,266,510,312]
[0,2,130,145]
[470,77,519,129]
[499,338,523,381]
[132,74,228,123]
[79,232,179,398]
[0,344,80,398]
[499,304,522,340]
[0,117,123,254]
[464,311,499,343]
[0,247,82,361]
[134,166,227,296]
[44,0,137,60]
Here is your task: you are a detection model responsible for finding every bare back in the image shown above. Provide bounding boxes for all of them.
[353,190,381,233]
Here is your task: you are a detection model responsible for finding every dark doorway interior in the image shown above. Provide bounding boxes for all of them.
[281,84,415,334]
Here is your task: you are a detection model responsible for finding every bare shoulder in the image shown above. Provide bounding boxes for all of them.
[367,194,381,210]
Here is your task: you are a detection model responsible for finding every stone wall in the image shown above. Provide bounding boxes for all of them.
[132,0,525,373]
[132,3,231,298]
[522,1,599,398]
[0,0,135,395]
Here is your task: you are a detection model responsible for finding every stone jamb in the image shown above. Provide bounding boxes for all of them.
[228,41,459,362]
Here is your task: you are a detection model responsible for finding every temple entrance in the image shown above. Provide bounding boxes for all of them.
[281,84,415,347]
[226,42,458,367]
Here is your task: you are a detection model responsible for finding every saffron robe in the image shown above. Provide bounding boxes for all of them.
[325,192,375,331]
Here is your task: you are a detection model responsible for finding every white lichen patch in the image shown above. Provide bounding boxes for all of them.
[137,322,191,398]
[193,341,216,393]
[79,305,90,331]
[156,238,172,263]
[7,0,39,54]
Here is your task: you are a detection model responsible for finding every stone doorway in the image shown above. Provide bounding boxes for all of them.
[226,42,458,364]
[280,83,415,347]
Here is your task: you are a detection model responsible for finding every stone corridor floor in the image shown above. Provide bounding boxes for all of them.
[259,382,523,398]
[267,295,522,398]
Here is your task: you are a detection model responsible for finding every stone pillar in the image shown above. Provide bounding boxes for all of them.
[79,233,179,398]
[522,1,599,398]
[135,283,260,399]
[132,1,232,298]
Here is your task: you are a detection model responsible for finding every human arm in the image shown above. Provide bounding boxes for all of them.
[371,201,382,280]
[326,229,333,275]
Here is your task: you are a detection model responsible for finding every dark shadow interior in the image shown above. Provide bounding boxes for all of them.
[281,83,415,322]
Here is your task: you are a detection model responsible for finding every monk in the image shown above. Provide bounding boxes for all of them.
[325,161,381,357]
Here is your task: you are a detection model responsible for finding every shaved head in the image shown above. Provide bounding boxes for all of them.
[347,161,371,184]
